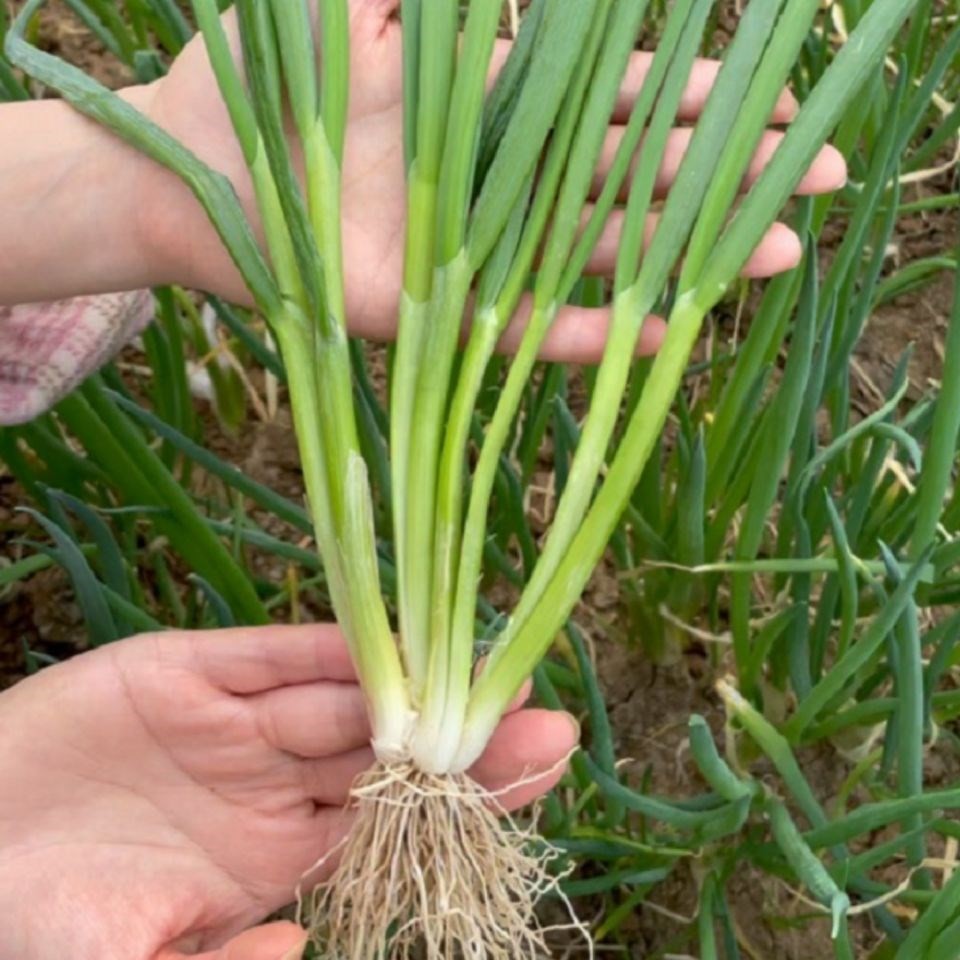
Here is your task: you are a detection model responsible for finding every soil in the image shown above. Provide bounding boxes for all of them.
[857,204,958,401]
[22,0,137,88]
[1,5,959,959]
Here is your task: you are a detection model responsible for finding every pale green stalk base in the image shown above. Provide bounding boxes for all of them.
[400,254,473,708]
[411,307,502,774]
[391,292,431,691]
[277,316,414,760]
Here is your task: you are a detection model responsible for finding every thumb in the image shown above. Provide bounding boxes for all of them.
[212,923,307,960]
[160,922,308,960]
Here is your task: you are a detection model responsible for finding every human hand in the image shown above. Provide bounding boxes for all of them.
[134,0,847,363]
[0,624,576,960]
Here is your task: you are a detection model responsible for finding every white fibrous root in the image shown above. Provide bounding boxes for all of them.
[301,761,591,959]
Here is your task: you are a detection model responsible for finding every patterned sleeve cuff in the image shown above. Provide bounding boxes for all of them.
[0,290,154,426]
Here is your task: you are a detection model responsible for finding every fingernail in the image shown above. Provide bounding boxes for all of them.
[565,712,582,743]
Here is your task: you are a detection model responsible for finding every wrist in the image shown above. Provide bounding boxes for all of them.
[115,83,172,290]
[0,89,162,304]
[120,80,206,295]
[125,75,259,307]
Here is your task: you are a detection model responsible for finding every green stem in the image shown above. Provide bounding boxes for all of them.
[411,310,502,770]
[391,294,430,681]
[413,0,629,766]
[912,258,960,552]
[461,0,712,675]
[458,293,707,769]
[414,300,554,771]
[435,0,503,263]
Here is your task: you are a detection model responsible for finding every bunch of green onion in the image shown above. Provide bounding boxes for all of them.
[7,0,919,954]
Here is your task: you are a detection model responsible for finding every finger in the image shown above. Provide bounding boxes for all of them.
[250,680,371,758]
[169,623,358,695]
[474,659,532,713]
[745,132,847,194]
[507,678,533,713]
[739,221,805,279]
[582,208,804,280]
[494,295,667,364]
[489,45,797,124]
[301,745,376,805]
[157,921,307,960]
[593,127,847,201]
[612,53,798,124]
[469,708,580,811]
[242,804,357,897]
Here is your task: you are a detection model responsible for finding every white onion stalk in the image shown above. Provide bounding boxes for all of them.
[6,0,919,954]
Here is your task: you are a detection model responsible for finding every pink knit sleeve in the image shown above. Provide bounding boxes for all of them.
[0,291,154,426]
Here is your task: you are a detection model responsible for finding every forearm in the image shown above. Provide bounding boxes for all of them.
[0,89,159,305]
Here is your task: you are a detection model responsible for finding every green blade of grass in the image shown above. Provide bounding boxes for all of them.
[689,715,754,803]
[44,489,132,606]
[895,867,960,958]
[400,0,421,170]
[476,0,545,180]
[319,0,349,161]
[235,0,327,328]
[880,544,927,873]
[60,380,270,624]
[912,259,960,553]
[731,247,819,691]
[435,0,503,264]
[718,679,828,831]
[785,549,933,740]
[189,574,238,628]
[108,390,312,534]
[20,508,119,645]
[768,798,850,940]
[62,0,129,61]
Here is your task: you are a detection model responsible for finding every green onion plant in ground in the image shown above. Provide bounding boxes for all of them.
[4,0,960,957]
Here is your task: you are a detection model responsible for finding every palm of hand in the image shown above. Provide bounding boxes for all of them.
[136,2,844,365]
[0,627,571,960]
[142,8,409,339]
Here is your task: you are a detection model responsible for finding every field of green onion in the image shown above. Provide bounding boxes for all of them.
[1,0,959,956]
